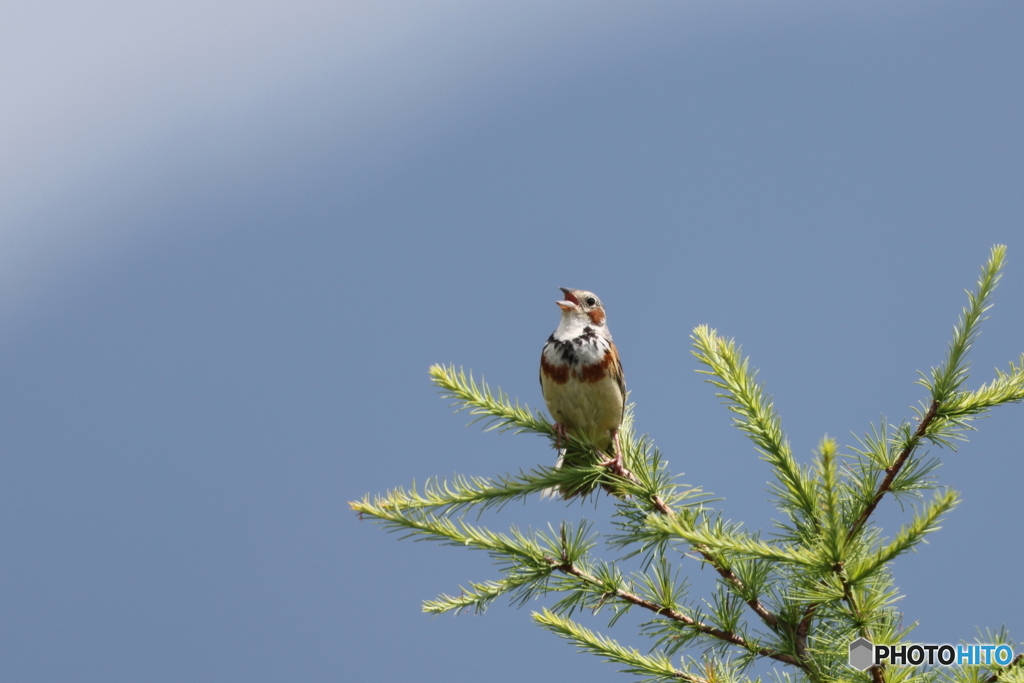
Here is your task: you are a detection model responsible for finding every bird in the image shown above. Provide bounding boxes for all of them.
[539,287,626,497]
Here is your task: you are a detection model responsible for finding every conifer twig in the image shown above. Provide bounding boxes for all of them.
[534,609,709,683]
[547,557,804,670]
[641,492,781,631]
[847,398,940,541]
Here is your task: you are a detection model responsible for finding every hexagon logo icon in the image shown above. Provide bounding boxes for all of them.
[849,638,874,671]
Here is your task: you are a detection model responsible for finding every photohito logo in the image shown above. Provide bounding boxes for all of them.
[848,638,1015,671]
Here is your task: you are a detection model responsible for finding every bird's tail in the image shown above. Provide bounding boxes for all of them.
[539,451,565,500]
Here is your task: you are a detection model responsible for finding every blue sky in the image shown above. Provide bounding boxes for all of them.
[1,2,1022,681]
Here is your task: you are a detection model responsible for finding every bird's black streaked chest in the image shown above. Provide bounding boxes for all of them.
[542,325,607,367]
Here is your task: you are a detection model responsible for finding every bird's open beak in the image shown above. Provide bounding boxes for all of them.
[556,287,579,311]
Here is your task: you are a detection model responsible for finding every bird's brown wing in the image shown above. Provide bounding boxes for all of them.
[608,341,626,419]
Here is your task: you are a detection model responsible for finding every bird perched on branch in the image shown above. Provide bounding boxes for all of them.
[540,288,627,497]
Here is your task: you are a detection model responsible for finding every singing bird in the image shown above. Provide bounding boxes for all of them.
[539,288,626,495]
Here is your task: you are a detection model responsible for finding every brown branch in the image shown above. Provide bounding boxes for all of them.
[651,495,673,517]
[795,604,816,659]
[603,448,786,653]
[549,559,807,671]
[795,560,848,658]
[640,488,780,631]
[847,399,940,541]
[699,545,780,630]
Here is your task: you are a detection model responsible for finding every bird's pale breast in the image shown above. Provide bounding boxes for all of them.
[540,339,624,449]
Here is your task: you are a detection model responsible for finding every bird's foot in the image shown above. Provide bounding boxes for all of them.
[552,422,568,450]
[598,432,636,483]
[597,453,630,479]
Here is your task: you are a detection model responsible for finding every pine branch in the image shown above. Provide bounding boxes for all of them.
[846,489,959,583]
[424,575,544,615]
[922,245,1005,403]
[348,500,592,594]
[691,326,820,539]
[941,356,1024,419]
[551,558,802,667]
[429,364,554,437]
[352,467,606,516]
[815,438,843,552]
[355,491,799,667]
[846,398,941,542]
[639,501,782,632]
[848,246,1007,542]
[646,515,818,569]
[352,449,709,521]
[533,608,706,683]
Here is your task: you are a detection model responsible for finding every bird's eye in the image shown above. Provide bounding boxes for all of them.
[585,297,597,306]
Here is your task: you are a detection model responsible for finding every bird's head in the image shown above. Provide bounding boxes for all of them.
[556,287,607,327]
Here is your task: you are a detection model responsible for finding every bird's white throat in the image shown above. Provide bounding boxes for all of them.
[552,312,612,345]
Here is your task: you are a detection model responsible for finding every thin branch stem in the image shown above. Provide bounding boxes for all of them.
[699,546,780,630]
[633,483,781,631]
[847,399,940,541]
[795,605,816,659]
[547,558,807,671]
